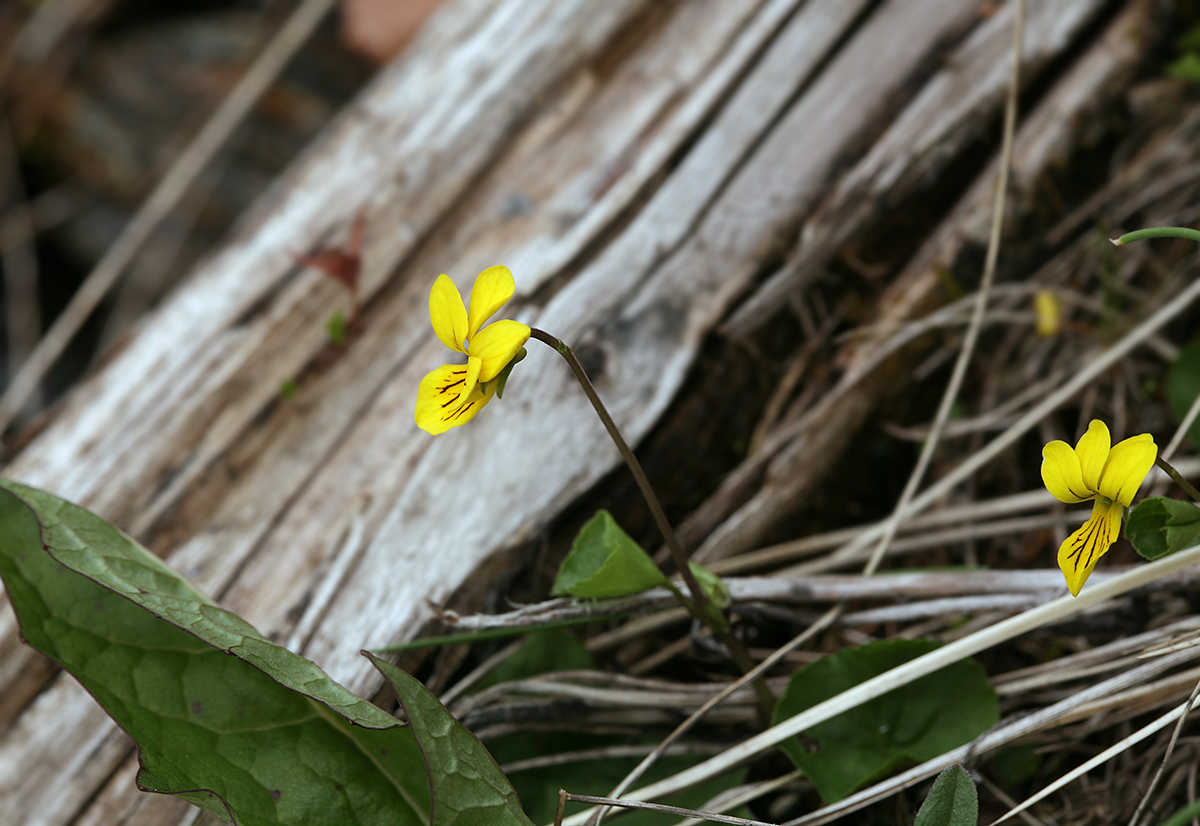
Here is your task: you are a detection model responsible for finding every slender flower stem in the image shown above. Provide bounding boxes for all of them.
[1156,456,1200,503]
[529,328,706,609]
[529,327,775,714]
[1111,226,1200,246]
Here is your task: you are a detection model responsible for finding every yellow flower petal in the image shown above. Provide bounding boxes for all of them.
[1098,432,1157,507]
[1075,420,1110,494]
[1034,289,1060,337]
[1057,499,1122,596]
[414,364,496,435]
[429,274,469,353]
[1041,440,1093,504]
[468,319,531,383]
[467,265,517,342]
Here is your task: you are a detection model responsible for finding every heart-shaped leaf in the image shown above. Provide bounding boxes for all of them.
[552,510,667,598]
[772,639,997,804]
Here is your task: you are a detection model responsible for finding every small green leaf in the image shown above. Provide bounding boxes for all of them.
[914,765,978,826]
[1167,341,1200,446]
[688,562,730,610]
[1126,496,1200,559]
[368,655,535,826]
[1168,52,1200,83]
[552,510,667,598]
[279,378,299,400]
[0,480,436,825]
[326,309,348,346]
[1163,799,1200,826]
[772,639,997,804]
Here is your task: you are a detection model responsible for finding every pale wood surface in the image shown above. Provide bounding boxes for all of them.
[0,0,1163,822]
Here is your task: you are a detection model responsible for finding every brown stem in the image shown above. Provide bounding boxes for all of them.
[529,329,706,607]
[529,327,774,715]
[1156,455,1200,503]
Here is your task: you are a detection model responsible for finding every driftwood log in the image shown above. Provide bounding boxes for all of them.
[0,0,1168,822]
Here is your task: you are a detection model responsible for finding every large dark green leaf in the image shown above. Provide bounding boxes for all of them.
[772,639,997,804]
[0,480,529,826]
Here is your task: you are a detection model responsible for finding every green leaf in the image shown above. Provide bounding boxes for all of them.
[1163,799,1200,826]
[368,655,534,826]
[0,480,523,826]
[772,639,998,804]
[1167,340,1200,446]
[983,744,1041,787]
[1168,52,1200,83]
[279,378,299,400]
[326,309,348,346]
[1126,496,1200,559]
[914,765,978,826]
[551,510,667,598]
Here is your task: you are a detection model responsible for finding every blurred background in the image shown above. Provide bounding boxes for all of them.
[0,0,445,410]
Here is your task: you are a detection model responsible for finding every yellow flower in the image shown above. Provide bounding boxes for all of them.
[1034,289,1060,337]
[414,266,530,435]
[1041,420,1157,596]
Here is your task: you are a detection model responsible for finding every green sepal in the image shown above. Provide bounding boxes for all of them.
[688,561,730,610]
[492,347,527,399]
